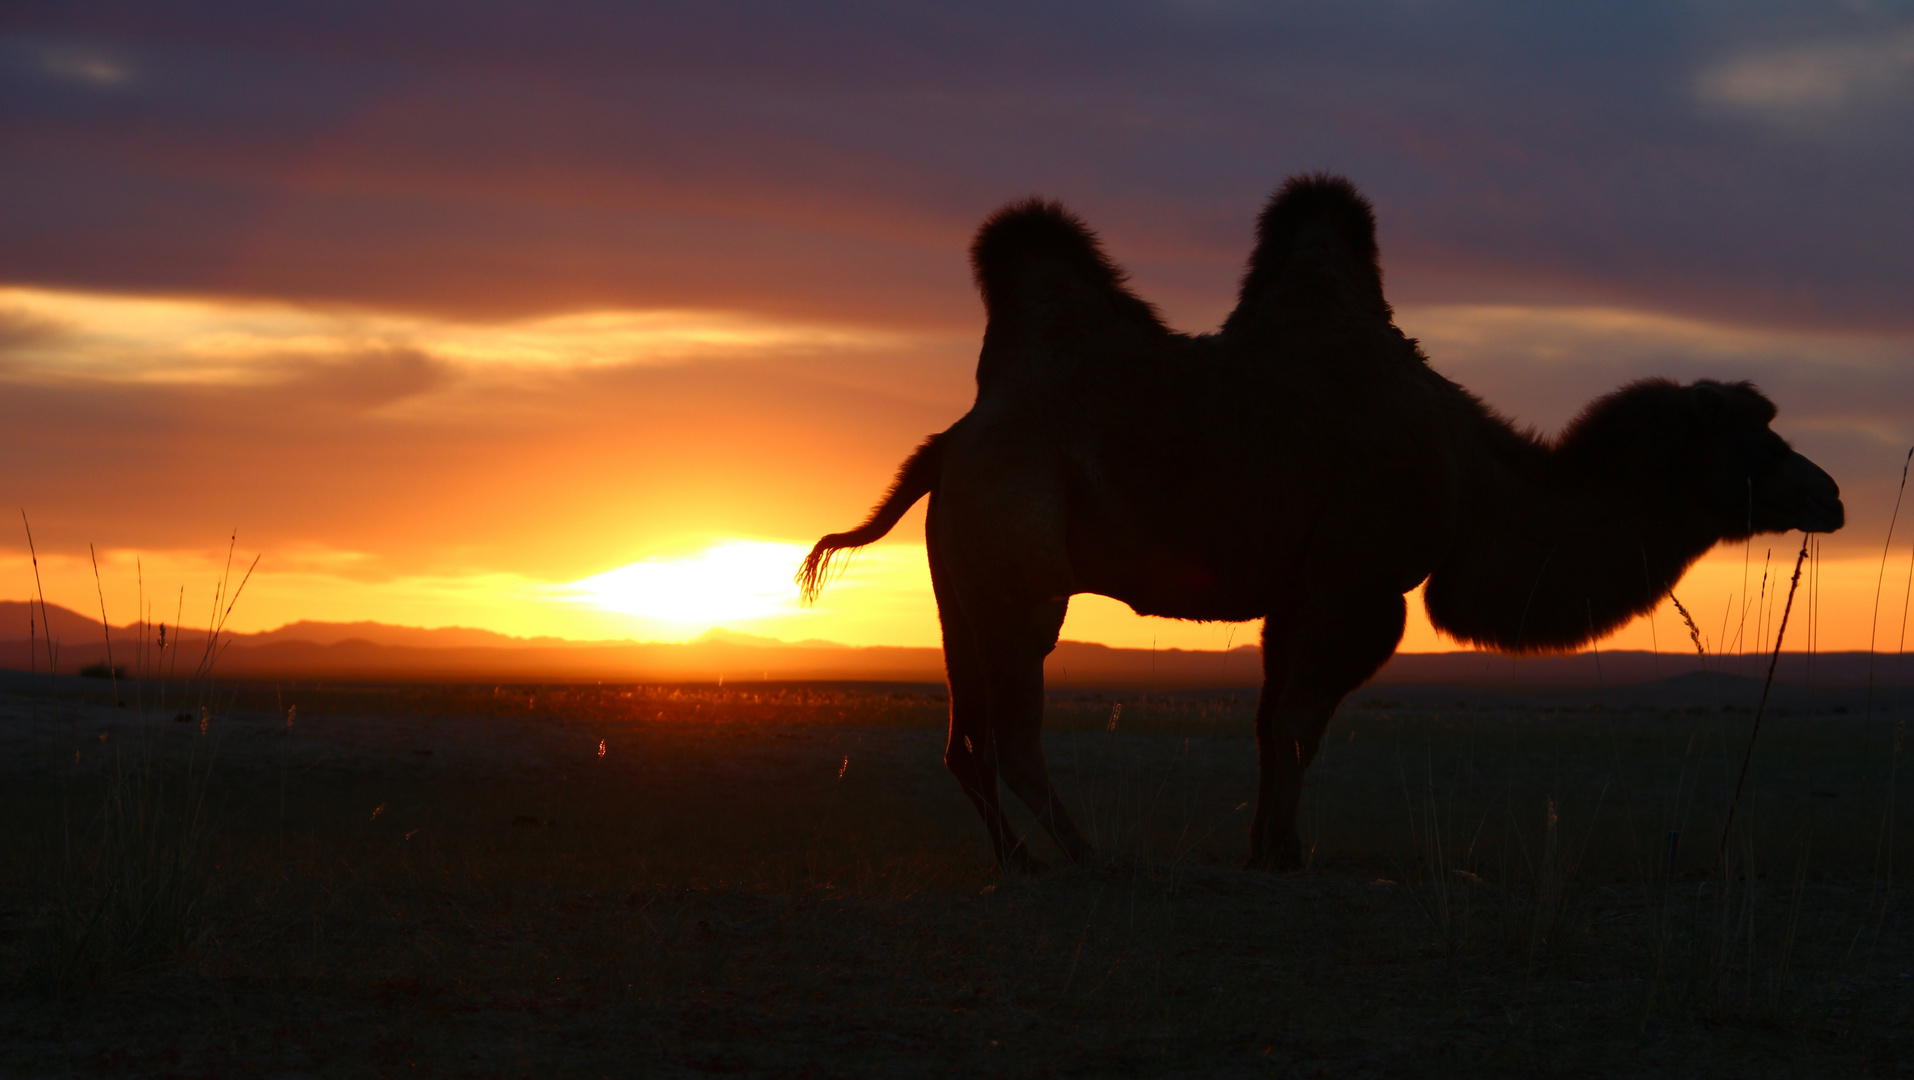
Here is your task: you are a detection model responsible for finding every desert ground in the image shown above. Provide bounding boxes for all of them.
[3,670,1912,1078]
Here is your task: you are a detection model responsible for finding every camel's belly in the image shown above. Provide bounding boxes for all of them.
[1070,542,1283,623]
[1066,489,1442,622]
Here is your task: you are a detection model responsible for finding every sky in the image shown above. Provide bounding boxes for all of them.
[1,1,1911,654]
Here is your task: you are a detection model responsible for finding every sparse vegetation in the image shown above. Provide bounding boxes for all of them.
[1,457,1905,1075]
[2,679,1909,1077]
[31,716,217,992]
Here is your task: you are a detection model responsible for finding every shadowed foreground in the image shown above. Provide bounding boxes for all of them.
[2,679,1911,1077]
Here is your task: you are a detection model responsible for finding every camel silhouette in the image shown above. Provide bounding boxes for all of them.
[800,174,1844,870]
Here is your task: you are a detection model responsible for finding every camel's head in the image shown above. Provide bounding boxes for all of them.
[1559,378,1844,539]
[1679,380,1845,538]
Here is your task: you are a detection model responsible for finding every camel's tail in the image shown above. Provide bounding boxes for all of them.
[797,431,947,605]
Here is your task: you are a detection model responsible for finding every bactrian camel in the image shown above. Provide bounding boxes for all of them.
[799,174,1845,870]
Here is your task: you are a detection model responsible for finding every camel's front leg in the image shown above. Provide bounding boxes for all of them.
[1248,594,1405,870]
[1249,686,1343,869]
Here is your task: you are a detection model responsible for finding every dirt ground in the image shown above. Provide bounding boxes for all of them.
[2,676,1911,1078]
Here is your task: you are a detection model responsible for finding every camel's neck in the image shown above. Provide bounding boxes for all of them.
[1423,409,1724,653]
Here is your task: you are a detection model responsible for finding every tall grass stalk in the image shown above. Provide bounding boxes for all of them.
[188,531,260,688]
[42,728,219,992]
[89,542,120,705]
[1850,451,1914,1009]
[1717,533,1811,867]
[19,527,258,992]
[1509,788,1605,981]
[1400,745,1484,958]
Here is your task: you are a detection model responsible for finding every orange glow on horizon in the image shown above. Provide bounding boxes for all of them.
[1,288,1906,660]
[3,538,1907,659]
[556,540,807,624]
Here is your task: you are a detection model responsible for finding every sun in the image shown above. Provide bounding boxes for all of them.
[560,540,808,624]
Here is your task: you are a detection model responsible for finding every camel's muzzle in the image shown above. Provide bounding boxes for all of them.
[1754,451,1844,534]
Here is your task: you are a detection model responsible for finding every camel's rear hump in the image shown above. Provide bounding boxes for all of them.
[968,199,1167,394]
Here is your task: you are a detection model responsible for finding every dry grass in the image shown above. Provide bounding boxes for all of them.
[1,677,1911,1078]
[35,724,218,992]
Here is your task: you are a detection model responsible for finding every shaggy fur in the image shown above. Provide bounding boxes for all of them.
[802,174,1844,870]
[1226,173,1389,335]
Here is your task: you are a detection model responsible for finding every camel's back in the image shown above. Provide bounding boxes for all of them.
[1054,317,1470,609]
[946,177,1481,617]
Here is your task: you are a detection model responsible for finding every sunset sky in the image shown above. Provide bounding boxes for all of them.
[2,2,1911,654]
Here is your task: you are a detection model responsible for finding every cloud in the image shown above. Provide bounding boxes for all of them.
[0,287,943,392]
[278,347,450,409]
[1,4,1910,336]
[0,3,1908,648]
[1698,25,1914,121]
[1402,304,1912,400]
[6,38,133,88]
[0,305,65,353]
[0,288,970,588]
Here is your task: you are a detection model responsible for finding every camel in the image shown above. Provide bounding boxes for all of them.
[799,174,1845,870]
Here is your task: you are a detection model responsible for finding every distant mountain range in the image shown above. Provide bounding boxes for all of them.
[1,599,1909,691]
[0,602,846,653]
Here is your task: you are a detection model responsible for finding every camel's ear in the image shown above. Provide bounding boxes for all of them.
[1223,173,1389,338]
[969,198,1165,346]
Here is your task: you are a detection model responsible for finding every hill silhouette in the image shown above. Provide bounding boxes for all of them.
[1,599,1909,691]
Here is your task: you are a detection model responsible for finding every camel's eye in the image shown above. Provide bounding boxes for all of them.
[1731,430,1790,477]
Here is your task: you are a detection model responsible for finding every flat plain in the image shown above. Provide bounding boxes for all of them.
[2,674,1911,1078]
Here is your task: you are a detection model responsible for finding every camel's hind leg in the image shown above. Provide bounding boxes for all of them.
[969,594,1093,865]
[930,465,1090,867]
[1248,592,1406,870]
[929,512,1031,868]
